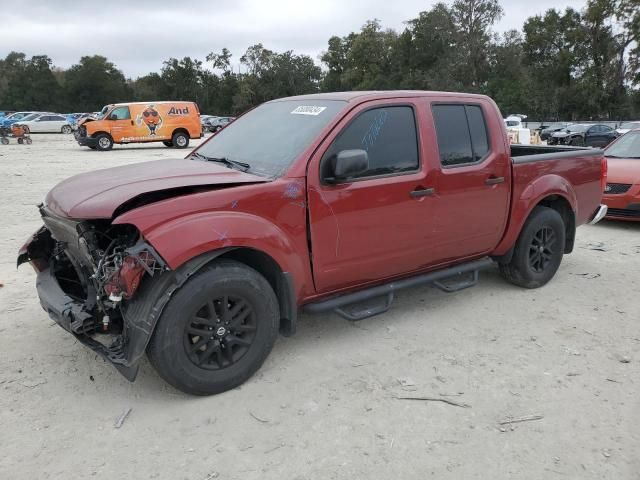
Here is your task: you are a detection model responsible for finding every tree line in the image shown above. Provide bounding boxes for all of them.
[0,0,638,121]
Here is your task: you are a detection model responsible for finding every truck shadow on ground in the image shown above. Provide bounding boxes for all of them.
[131,265,513,398]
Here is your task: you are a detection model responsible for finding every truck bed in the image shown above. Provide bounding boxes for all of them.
[510,144,603,163]
[506,144,604,246]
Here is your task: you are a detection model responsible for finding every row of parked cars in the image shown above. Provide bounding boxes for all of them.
[539,121,640,147]
[0,110,99,133]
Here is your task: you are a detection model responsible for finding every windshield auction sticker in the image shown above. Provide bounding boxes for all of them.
[291,106,327,116]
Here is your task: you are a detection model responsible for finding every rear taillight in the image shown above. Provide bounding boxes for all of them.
[601,157,608,193]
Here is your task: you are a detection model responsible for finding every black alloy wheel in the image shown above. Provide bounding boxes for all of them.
[499,206,566,289]
[146,259,279,395]
[528,226,556,274]
[184,294,257,370]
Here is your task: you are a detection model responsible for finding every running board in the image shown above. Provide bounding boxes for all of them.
[304,258,494,321]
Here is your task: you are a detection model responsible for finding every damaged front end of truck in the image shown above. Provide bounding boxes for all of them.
[18,205,170,380]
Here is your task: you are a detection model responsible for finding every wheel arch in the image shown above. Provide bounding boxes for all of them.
[536,195,576,253]
[209,248,296,336]
[172,127,190,138]
[90,130,112,139]
[155,246,297,337]
[114,209,305,335]
[494,175,577,261]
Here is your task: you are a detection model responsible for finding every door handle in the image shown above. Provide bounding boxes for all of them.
[131,120,134,126]
[485,177,505,186]
[410,188,435,198]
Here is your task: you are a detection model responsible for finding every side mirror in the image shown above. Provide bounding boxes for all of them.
[108,114,118,120]
[328,149,369,183]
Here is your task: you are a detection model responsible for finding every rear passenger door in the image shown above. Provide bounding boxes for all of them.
[426,103,511,262]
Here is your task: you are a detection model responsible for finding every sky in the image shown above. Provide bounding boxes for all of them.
[1,0,588,79]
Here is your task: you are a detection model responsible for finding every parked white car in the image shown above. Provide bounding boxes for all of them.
[17,114,72,133]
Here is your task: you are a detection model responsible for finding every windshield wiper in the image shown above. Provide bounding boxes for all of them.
[191,152,251,171]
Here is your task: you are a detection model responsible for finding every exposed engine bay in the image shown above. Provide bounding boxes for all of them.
[19,205,166,340]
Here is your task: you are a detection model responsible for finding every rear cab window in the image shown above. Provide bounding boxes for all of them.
[432,104,491,167]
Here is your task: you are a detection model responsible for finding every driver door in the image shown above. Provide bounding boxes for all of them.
[107,106,132,142]
[31,116,48,132]
[307,101,435,293]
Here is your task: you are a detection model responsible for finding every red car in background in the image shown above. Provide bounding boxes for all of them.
[603,129,640,221]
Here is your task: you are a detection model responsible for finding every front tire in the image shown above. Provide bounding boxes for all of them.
[499,206,566,289]
[95,133,113,151]
[147,260,279,395]
[172,131,189,149]
[61,125,72,134]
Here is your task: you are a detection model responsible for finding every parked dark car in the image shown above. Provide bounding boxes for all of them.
[206,116,235,132]
[549,124,617,147]
[540,122,570,141]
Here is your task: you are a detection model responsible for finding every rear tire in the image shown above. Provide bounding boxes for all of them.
[147,260,279,395]
[95,133,113,151]
[163,141,173,147]
[172,131,189,149]
[499,206,566,289]
[61,125,72,134]
[1,137,9,145]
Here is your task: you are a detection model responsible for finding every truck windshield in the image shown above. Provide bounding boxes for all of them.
[194,100,347,177]
[605,131,640,159]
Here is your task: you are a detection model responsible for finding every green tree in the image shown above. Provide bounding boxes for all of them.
[486,30,529,115]
[451,0,504,90]
[523,8,584,119]
[0,52,62,111]
[63,55,129,111]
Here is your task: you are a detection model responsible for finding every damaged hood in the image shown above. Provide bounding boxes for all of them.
[45,158,269,219]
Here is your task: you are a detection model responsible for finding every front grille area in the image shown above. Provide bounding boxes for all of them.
[604,183,632,195]
[607,208,640,218]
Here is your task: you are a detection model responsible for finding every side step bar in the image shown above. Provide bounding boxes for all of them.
[304,257,494,321]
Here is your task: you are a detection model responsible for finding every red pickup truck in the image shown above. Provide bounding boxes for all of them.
[18,91,608,395]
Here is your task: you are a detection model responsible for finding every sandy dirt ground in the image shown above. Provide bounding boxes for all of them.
[0,134,638,480]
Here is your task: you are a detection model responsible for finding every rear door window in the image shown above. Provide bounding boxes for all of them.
[432,104,491,167]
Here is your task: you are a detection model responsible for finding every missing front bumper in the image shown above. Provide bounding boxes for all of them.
[36,267,139,381]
